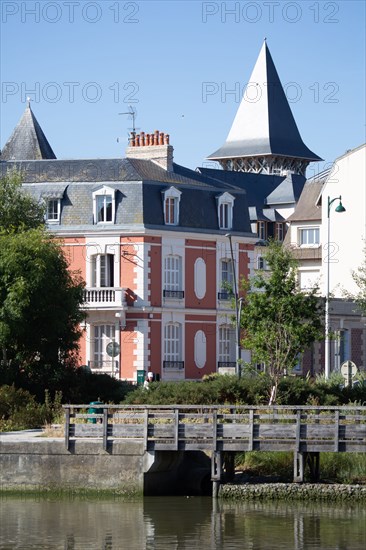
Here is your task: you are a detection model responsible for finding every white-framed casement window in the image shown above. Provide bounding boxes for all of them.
[163,187,181,225]
[93,186,116,224]
[258,221,266,240]
[299,227,320,246]
[275,222,284,241]
[92,324,115,370]
[91,254,114,287]
[163,323,183,367]
[45,198,61,223]
[163,255,183,298]
[257,256,267,270]
[218,325,236,365]
[219,258,234,299]
[217,192,235,230]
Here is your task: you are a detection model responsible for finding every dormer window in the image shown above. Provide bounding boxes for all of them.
[93,186,116,224]
[217,192,235,230]
[46,198,61,223]
[163,186,181,226]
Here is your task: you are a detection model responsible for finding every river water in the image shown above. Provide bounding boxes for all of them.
[1,495,365,549]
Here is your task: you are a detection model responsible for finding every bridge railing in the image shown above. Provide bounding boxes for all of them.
[63,405,366,454]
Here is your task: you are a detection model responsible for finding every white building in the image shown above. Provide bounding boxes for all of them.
[286,144,366,375]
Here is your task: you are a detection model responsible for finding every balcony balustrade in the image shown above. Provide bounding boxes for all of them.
[83,287,127,309]
[217,361,236,375]
[163,289,184,299]
[163,361,185,381]
[218,291,234,301]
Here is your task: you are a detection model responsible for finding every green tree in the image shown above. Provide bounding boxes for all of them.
[240,240,324,403]
[0,228,85,366]
[0,171,85,371]
[0,170,45,233]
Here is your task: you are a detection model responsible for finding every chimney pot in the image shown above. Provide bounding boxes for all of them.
[159,132,164,145]
[165,134,170,145]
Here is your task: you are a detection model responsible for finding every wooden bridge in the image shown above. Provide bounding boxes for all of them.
[64,404,366,492]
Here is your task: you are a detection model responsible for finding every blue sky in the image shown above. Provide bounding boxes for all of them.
[1,1,365,176]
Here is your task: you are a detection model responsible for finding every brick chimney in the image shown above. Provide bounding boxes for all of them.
[125,130,174,171]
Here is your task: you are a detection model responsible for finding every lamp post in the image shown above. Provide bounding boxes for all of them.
[324,195,346,379]
[225,233,242,378]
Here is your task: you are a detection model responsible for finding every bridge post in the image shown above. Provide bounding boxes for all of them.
[293,451,305,483]
[306,452,320,482]
[65,406,70,451]
[211,451,222,498]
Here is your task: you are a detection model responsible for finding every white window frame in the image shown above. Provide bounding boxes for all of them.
[299,226,320,247]
[221,258,234,290]
[218,325,235,363]
[93,324,115,367]
[91,254,115,287]
[93,186,116,224]
[257,256,267,270]
[217,192,235,230]
[163,186,181,226]
[164,255,182,292]
[164,323,182,362]
[45,198,61,223]
[258,221,266,240]
[275,222,284,241]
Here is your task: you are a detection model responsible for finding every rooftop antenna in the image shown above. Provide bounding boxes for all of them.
[119,106,137,134]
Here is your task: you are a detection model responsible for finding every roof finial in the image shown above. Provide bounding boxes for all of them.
[27,97,31,108]
[264,37,267,42]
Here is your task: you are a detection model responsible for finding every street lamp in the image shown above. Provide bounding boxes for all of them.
[324,195,346,379]
[225,233,242,378]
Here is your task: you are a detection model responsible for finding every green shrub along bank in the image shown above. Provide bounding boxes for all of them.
[123,373,366,406]
[1,372,365,432]
[0,386,63,431]
[234,451,366,485]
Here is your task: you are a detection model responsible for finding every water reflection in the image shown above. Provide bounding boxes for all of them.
[0,495,365,549]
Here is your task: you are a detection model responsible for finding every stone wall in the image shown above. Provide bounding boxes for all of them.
[0,440,146,493]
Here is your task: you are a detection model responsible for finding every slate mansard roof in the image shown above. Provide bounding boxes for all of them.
[0,157,254,236]
[198,167,306,222]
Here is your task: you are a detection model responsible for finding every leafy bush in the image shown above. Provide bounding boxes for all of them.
[124,374,274,406]
[0,361,135,404]
[122,372,366,407]
[235,451,366,484]
[0,385,62,430]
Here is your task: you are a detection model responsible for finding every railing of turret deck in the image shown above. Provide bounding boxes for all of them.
[63,405,366,454]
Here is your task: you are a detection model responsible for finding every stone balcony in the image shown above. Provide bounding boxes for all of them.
[83,287,128,310]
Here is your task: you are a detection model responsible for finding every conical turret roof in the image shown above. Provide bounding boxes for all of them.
[1,103,56,160]
[208,41,321,164]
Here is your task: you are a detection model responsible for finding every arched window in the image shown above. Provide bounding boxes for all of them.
[91,254,114,287]
[217,192,235,230]
[93,186,116,224]
[163,186,181,225]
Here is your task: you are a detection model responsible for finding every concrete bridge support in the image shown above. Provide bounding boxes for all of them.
[294,452,320,483]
